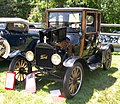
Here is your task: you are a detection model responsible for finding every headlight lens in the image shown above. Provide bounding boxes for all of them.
[51,54,61,65]
[26,51,34,61]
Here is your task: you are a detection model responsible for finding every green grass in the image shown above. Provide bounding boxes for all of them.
[0,55,120,104]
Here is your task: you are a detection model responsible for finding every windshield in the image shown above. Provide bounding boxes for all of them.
[48,12,82,30]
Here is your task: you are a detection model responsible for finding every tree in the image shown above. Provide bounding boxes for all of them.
[0,0,33,19]
[0,0,120,24]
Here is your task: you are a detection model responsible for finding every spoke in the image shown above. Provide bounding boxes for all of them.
[72,86,75,93]
[20,60,24,66]
[70,75,73,80]
[74,84,78,92]
[15,71,19,75]
[69,80,73,85]
[69,84,73,92]
[16,63,20,69]
[17,61,21,67]
[20,74,22,82]
[23,63,27,68]
[16,73,20,80]
[22,61,27,67]
[69,84,74,93]
[77,77,81,82]
[76,70,80,78]
[74,68,78,77]
[71,70,75,76]
[21,74,24,81]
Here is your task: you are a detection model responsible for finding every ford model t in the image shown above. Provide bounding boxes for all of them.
[9,8,113,98]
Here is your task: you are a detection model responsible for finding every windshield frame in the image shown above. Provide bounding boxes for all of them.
[48,11,82,30]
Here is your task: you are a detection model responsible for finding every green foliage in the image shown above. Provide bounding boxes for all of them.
[0,0,120,24]
[28,1,46,22]
[101,0,120,23]
[0,0,32,19]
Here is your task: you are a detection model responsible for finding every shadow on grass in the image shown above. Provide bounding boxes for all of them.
[66,67,118,104]
[35,67,118,104]
[0,60,10,73]
[12,66,118,104]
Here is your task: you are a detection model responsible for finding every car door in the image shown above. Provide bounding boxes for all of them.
[82,12,100,58]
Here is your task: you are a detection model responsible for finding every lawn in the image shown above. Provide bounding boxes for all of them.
[0,55,120,104]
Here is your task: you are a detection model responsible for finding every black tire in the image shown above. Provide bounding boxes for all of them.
[63,62,84,99]
[103,48,112,70]
[9,56,32,83]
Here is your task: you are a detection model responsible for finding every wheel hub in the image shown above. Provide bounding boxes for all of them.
[73,78,77,85]
[19,67,25,74]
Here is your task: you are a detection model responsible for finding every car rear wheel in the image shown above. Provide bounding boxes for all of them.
[9,56,32,84]
[103,48,112,70]
[63,62,83,99]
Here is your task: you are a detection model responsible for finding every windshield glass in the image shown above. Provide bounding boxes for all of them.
[48,12,82,30]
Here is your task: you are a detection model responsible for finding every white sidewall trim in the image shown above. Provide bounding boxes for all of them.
[1,40,10,58]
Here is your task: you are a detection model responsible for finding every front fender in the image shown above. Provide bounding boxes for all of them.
[63,56,82,67]
[11,54,27,62]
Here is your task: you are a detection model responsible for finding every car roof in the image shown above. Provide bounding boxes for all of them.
[47,7,101,12]
[0,17,29,26]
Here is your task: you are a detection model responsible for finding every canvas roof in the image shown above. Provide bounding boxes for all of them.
[0,17,29,26]
[47,7,101,12]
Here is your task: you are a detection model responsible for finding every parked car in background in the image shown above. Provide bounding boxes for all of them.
[0,17,39,60]
[9,8,114,99]
[100,24,120,44]
[28,22,46,36]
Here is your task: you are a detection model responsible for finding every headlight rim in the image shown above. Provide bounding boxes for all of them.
[51,53,61,65]
[26,51,34,62]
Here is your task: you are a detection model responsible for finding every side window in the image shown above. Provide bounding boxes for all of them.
[86,13,96,32]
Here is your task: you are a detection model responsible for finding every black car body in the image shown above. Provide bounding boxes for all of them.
[9,8,114,99]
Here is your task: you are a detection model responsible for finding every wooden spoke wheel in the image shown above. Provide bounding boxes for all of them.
[103,49,112,70]
[9,56,32,83]
[63,62,83,99]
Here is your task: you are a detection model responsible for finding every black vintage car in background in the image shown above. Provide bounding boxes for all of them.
[0,18,39,60]
[9,8,114,99]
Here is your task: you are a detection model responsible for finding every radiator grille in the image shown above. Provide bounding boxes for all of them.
[36,46,54,68]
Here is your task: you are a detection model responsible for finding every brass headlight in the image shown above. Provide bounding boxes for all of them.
[26,51,34,61]
[51,54,61,65]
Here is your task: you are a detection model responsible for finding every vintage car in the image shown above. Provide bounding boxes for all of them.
[0,17,39,60]
[9,8,114,99]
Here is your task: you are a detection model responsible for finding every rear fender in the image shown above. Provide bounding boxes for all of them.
[100,44,114,52]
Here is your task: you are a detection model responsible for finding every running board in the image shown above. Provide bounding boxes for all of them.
[88,63,101,71]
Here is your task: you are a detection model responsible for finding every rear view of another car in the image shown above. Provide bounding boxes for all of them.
[0,17,38,60]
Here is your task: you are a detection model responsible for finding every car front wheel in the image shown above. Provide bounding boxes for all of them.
[63,62,84,99]
[9,56,32,84]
